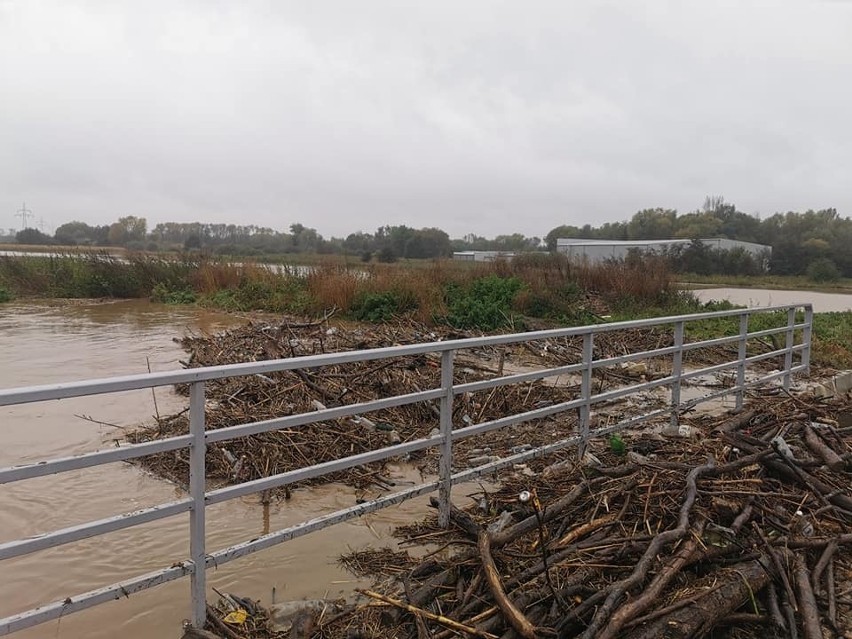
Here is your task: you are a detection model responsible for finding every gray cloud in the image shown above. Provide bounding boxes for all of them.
[2,1,851,237]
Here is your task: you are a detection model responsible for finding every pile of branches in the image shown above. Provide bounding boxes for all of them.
[309,394,852,639]
[128,316,702,492]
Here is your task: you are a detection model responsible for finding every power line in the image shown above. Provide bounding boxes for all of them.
[15,202,32,230]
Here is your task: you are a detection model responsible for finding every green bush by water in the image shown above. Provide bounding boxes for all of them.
[350,290,417,323]
[441,275,524,330]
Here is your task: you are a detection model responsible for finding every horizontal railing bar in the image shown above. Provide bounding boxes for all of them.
[450,435,583,483]
[679,359,749,382]
[205,388,443,444]
[587,375,678,405]
[0,435,193,485]
[449,409,677,482]
[453,374,682,443]
[0,563,193,635]
[0,499,192,561]
[0,304,812,406]
[590,345,680,369]
[208,481,439,566]
[206,435,442,505]
[452,363,584,395]
[681,334,742,351]
[589,408,673,438]
[743,324,809,340]
[678,385,744,411]
[452,398,586,441]
[677,365,808,413]
[679,323,808,353]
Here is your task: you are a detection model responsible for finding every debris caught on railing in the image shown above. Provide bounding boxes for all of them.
[302,394,851,639]
[128,315,796,495]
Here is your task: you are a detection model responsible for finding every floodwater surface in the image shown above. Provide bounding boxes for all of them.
[692,287,852,312]
[0,300,436,639]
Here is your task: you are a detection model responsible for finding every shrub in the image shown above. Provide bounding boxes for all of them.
[806,258,840,283]
[0,286,11,303]
[351,290,417,322]
[442,275,524,330]
[377,247,398,263]
[150,282,197,304]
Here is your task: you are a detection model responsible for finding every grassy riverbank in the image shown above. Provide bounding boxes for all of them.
[2,252,851,367]
[0,252,680,326]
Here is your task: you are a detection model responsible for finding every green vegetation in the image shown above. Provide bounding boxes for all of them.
[2,250,850,367]
[442,275,524,330]
[351,290,417,323]
[0,252,679,330]
[806,258,841,283]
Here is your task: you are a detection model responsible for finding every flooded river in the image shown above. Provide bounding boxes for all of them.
[692,287,852,312]
[0,300,434,639]
[2,287,850,637]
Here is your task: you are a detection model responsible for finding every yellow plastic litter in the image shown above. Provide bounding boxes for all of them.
[222,608,247,624]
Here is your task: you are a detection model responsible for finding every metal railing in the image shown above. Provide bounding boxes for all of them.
[0,304,813,634]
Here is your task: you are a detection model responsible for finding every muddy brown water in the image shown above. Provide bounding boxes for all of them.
[692,287,852,312]
[0,300,437,639]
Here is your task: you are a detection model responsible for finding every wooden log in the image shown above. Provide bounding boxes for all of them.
[803,423,846,471]
[811,539,838,590]
[576,458,717,639]
[490,478,606,548]
[358,589,498,639]
[621,557,771,639]
[712,408,756,434]
[792,553,822,639]
[596,523,705,639]
[478,531,538,639]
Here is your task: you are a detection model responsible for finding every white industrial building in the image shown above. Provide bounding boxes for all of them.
[453,251,516,262]
[555,238,771,262]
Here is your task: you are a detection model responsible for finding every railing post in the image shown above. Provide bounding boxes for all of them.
[801,305,813,375]
[735,313,749,412]
[578,333,594,458]
[438,350,455,528]
[670,321,685,433]
[783,307,796,391]
[189,382,207,628]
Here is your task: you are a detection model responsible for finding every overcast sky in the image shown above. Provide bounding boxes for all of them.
[2,1,851,238]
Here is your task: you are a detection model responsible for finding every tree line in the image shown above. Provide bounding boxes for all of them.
[6,196,852,277]
[546,197,851,279]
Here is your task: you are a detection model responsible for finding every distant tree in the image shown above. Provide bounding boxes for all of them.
[807,258,840,282]
[377,246,398,263]
[545,225,583,251]
[107,216,147,246]
[16,228,54,245]
[183,235,202,250]
[627,208,677,240]
[54,221,101,245]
